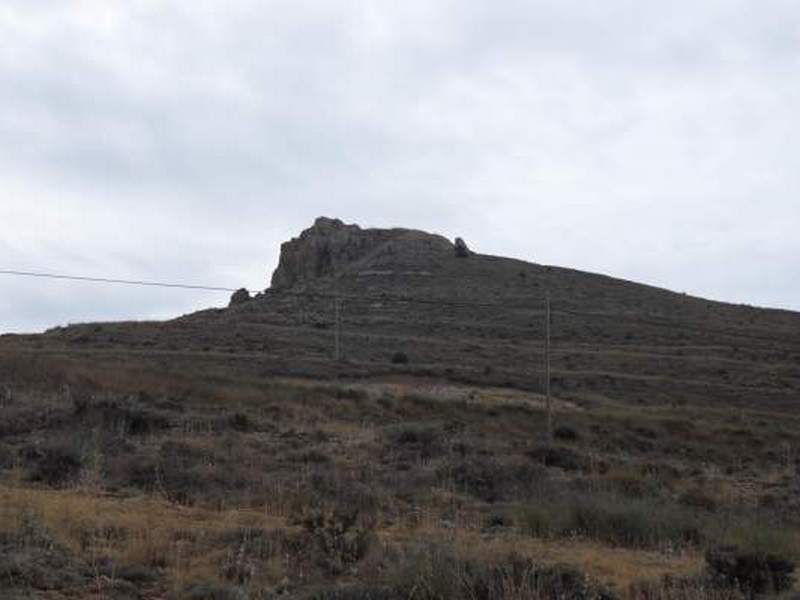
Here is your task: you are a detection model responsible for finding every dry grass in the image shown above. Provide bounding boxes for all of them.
[0,483,290,593]
[0,352,798,598]
[384,524,705,592]
[0,481,708,596]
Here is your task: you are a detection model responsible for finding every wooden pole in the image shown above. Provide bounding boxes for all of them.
[334,296,342,361]
[545,291,553,441]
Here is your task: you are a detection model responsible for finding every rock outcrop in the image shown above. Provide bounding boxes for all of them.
[228,288,252,307]
[454,237,471,258]
[270,217,454,289]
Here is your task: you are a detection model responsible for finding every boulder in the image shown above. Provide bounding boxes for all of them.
[228,288,251,307]
[454,237,471,258]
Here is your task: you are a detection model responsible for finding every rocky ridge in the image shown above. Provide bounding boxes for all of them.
[270,217,456,289]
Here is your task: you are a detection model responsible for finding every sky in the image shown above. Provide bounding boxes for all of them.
[1,0,799,333]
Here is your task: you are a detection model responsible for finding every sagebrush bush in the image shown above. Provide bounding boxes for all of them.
[679,486,719,512]
[442,459,547,503]
[299,506,375,576]
[0,444,14,470]
[227,412,251,432]
[554,425,580,442]
[517,504,564,538]
[518,493,704,550]
[390,352,409,365]
[391,545,617,600]
[309,584,399,600]
[705,545,796,596]
[629,574,748,599]
[71,393,173,436]
[182,583,246,600]
[566,496,703,549]
[25,442,84,487]
[527,445,591,472]
[384,422,442,459]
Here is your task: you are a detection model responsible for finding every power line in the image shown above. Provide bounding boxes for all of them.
[0,267,527,307]
[0,269,245,293]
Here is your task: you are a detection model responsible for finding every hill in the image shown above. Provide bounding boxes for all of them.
[9,216,800,409]
[0,217,798,598]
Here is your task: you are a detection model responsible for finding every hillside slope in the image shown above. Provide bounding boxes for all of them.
[6,216,797,410]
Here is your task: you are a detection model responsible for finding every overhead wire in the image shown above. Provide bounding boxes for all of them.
[0,269,243,293]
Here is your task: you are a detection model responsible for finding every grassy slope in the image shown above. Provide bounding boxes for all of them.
[0,352,798,598]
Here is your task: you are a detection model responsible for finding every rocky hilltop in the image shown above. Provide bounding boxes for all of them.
[270,217,457,289]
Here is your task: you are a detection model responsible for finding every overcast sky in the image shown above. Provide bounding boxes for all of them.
[1,1,799,333]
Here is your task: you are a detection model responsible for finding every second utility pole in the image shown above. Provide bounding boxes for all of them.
[545,290,553,441]
[334,296,342,362]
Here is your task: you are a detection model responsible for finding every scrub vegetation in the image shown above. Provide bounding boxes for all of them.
[0,353,797,599]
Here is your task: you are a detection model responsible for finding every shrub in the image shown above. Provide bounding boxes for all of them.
[294,449,332,465]
[299,507,374,576]
[442,457,500,502]
[603,466,664,499]
[527,445,591,472]
[25,442,84,487]
[0,513,86,592]
[629,574,745,599]
[403,393,438,410]
[565,497,703,549]
[228,412,252,432]
[719,520,800,565]
[309,584,400,600]
[392,545,617,600]
[0,444,14,470]
[109,443,217,505]
[441,459,545,503]
[72,394,172,436]
[115,564,160,585]
[660,418,695,435]
[220,541,256,585]
[391,352,409,365]
[216,527,288,562]
[182,583,247,600]
[384,422,441,458]
[679,487,719,512]
[123,408,171,435]
[705,546,795,596]
[331,386,369,401]
[554,425,580,442]
[641,461,682,481]
[517,504,564,538]
[484,512,513,529]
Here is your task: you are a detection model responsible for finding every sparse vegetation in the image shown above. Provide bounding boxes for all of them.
[0,352,798,597]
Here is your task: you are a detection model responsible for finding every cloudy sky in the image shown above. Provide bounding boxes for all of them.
[1,1,799,333]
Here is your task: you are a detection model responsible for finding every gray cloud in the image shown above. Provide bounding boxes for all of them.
[1,1,799,333]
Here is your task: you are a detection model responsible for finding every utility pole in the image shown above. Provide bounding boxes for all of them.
[545,290,553,441]
[334,296,342,362]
